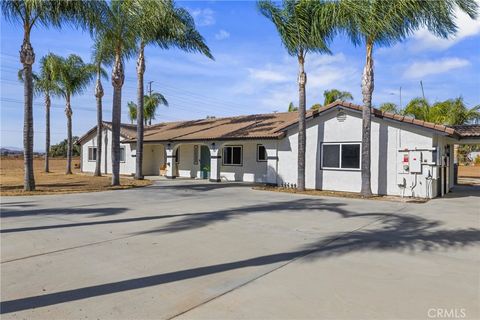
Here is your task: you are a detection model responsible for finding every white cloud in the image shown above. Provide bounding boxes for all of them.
[411,10,480,51]
[403,57,470,79]
[215,29,230,40]
[190,8,215,27]
[247,67,288,82]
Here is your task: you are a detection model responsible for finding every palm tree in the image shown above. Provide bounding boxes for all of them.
[258,0,335,191]
[128,92,169,125]
[1,0,104,191]
[128,102,137,124]
[95,0,143,186]
[18,54,62,173]
[54,54,96,174]
[404,97,480,125]
[133,0,213,180]
[323,89,353,105]
[92,40,109,177]
[144,92,169,125]
[335,0,478,197]
[379,102,399,114]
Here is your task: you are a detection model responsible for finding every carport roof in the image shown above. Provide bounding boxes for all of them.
[78,101,477,144]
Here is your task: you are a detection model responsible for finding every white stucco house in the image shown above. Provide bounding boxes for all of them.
[77,101,480,199]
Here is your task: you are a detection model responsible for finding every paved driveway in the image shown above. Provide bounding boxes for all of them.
[1,180,479,319]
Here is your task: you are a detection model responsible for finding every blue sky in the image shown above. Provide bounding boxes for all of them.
[1,1,480,150]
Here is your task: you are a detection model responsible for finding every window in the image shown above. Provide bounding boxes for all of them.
[223,146,242,166]
[120,146,126,162]
[88,147,97,161]
[321,143,360,170]
[257,145,267,162]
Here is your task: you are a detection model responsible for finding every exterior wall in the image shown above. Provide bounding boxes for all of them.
[278,109,441,198]
[80,129,136,175]
[143,144,165,176]
[218,141,268,182]
[176,144,201,178]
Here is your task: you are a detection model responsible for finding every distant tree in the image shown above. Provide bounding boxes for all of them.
[403,97,480,126]
[323,89,353,105]
[50,137,81,158]
[379,102,399,114]
[288,102,298,112]
[310,103,322,111]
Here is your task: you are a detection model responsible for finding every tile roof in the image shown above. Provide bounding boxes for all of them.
[78,100,479,144]
[452,125,480,138]
[76,122,137,144]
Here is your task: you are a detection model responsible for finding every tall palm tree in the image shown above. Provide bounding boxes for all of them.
[92,40,109,177]
[54,54,96,174]
[1,0,105,191]
[335,0,478,197]
[18,54,62,173]
[258,0,335,191]
[95,0,140,186]
[323,89,353,105]
[133,0,213,180]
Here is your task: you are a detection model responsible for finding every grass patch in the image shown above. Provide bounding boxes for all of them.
[1,157,151,196]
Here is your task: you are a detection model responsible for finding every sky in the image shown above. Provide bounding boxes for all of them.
[1,1,480,150]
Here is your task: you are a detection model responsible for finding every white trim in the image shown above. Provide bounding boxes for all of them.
[88,146,97,162]
[222,145,243,166]
[321,142,361,171]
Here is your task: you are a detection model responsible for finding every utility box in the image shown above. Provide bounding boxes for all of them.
[410,151,422,173]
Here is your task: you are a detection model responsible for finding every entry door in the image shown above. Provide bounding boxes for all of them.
[200,146,210,179]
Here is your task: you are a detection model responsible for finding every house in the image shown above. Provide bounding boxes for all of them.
[77,101,480,198]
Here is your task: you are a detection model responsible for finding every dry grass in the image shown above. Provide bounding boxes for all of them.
[458,165,480,178]
[254,186,428,203]
[0,157,151,196]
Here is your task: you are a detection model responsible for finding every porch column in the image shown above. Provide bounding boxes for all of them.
[264,141,279,185]
[209,141,221,182]
[165,143,176,179]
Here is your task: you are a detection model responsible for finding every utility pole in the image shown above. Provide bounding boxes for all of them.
[148,81,154,97]
[420,80,425,100]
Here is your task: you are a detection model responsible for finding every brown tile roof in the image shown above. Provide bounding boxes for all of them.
[452,125,480,138]
[76,122,137,144]
[80,100,478,144]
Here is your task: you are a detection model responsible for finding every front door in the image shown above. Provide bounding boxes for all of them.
[200,146,210,179]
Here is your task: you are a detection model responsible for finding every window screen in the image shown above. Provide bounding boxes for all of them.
[341,144,360,169]
[257,145,267,161]
[88,147,97,161]
[322,144,340,168]
[223,146,242,165]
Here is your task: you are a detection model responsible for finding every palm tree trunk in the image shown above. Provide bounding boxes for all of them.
[20,32,36,191]
[135,43,145,180]
[94,70,104,177]
[65,94,73,175]
[111,52,124,186]
[360,38,374,197]
[45,94,50,173]
[297,53,307,191]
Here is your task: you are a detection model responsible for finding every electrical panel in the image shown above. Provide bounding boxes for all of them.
[409,151,422,173]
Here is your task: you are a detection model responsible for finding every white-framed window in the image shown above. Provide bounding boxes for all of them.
[257,144,267,162]
[88,147,97,161]
[321,142,361,170]
[120,146,126,163]
[223,145,242,166]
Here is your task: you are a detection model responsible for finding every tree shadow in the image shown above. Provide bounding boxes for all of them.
[0,206,129,218]
[1,206,478,314]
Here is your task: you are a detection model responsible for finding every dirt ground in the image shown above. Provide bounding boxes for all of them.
[458,165,480,178]
[0,157,151,196]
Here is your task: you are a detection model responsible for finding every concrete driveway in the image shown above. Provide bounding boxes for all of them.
[1,180,479,319]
